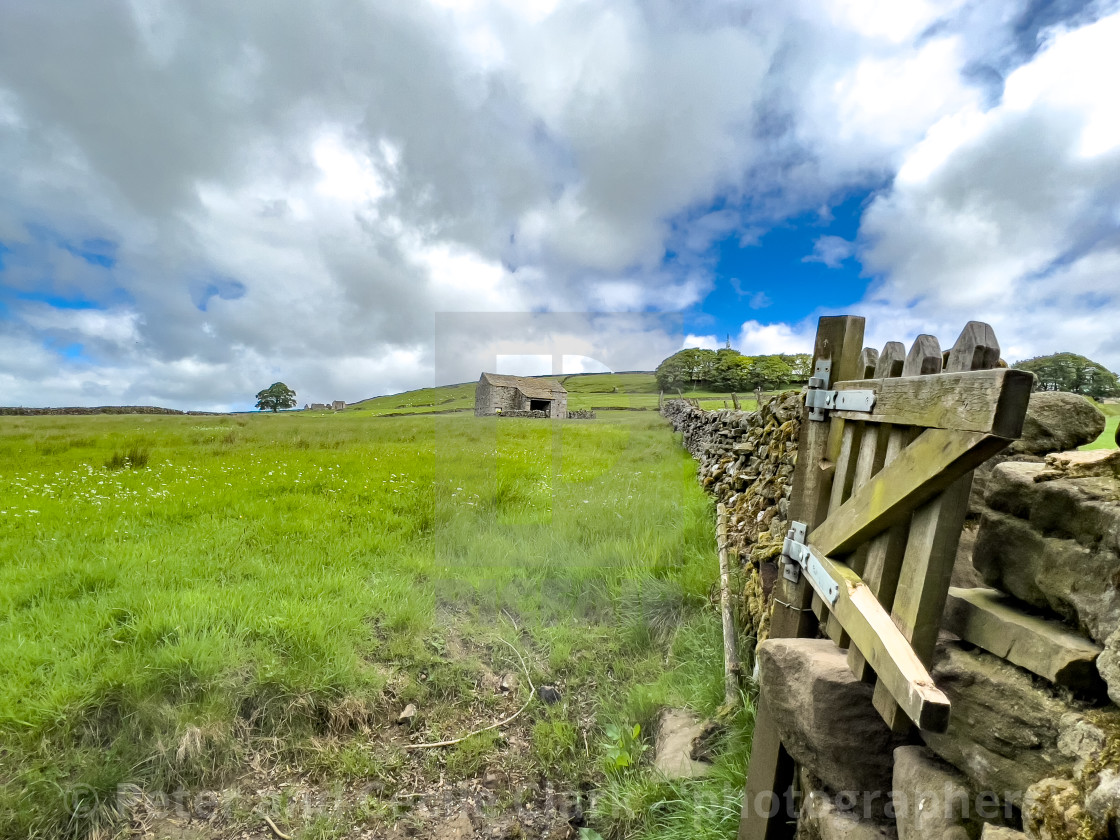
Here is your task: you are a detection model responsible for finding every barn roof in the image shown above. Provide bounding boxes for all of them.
[479,372,566,400]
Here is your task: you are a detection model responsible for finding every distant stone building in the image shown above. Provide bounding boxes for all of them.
[475,373,568,418]
[309,402,329,411]
[331,400,346,411]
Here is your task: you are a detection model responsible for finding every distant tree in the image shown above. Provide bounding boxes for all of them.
[749,356,794,391]
[1013,353,1120,399]
[779,353,814,383]
[655,347,800,392]
[711,352,755,391]
[255,382,297,412]
[656,348,718,391]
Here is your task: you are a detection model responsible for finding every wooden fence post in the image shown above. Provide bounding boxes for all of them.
[739,315,864,840]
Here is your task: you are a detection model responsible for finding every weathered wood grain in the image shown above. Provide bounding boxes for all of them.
[796,544,952,733]
[831,368,1033,437]
[871,320,1003,730]
[858,346,879,379]
[808,427,1003,559]
[874,341,906,378]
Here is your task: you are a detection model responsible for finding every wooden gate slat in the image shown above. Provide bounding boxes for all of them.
[808,427,1000,558]
[813,420,866,642]
[847,425,918,682]
[831,368,1033,434]
[870,322,1001,732]
[789,543,952,733]
[871,477,971,732]
[740,316,865,840]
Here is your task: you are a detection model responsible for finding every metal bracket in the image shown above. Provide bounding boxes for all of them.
[781,520,840,605]
[805,358,876,422]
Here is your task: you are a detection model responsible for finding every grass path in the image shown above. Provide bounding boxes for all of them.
[0,411,753,839]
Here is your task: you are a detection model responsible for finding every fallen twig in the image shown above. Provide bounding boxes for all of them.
[263,814,292,840]
[403,638,535,750]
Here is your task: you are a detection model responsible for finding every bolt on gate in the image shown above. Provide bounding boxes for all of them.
[739,315,1033,839]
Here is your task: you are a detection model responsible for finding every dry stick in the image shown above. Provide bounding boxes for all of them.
[716,503,742,708]
[262,814,292,840]
[403,638,535,751]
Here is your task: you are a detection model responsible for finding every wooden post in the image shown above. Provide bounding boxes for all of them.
[739,315,864,840]
[717,504,742,709]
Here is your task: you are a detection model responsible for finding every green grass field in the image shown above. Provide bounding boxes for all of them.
[0,409,754,840]
[1083,401,1120,450]
[347,372,755,416]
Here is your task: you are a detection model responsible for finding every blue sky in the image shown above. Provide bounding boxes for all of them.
[1,0,1118,410]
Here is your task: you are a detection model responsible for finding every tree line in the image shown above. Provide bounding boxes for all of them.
[1013,353,1120,400]
[655,348,812,392]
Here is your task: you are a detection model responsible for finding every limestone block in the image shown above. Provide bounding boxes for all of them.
[892,746,979,840]
[972,508,1120,646]
[921,644,1073,805]
[757,638,905,799]
[942,587,1104,693]
[795,790,898,840]
[1022,777,1088,840]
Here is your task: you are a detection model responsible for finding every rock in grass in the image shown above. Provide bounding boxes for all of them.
[538,685,561,705]
[653,709,710,779]
[397,703,417,725]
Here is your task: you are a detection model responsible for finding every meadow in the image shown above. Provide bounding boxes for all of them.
[0,409,754,840]
[1083,401,1120,450]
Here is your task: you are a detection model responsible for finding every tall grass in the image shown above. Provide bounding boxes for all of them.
[0,410,747,839]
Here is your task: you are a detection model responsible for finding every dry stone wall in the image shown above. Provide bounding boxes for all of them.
[662,393,800,642]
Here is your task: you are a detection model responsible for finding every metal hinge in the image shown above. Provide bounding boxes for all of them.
[805,359,877,421]
[781,521,840,605]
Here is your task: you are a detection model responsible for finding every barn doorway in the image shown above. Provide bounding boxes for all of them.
[529,399,551,413]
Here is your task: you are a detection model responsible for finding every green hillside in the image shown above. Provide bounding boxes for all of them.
[347,372,751,415]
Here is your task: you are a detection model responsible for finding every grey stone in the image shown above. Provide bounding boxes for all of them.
[1056,713,1108,773]
[892,746,978,840]
[795,790,898,840]
[1099,627,1120,705]
[396,703,417,725]
[942,587,1104,693]
[652,709,710,779]
[980,827,1028,839]
[1084,769,1120,837]
[921,644,1074,806]
[972,508,1120,646]
[757,638,905,800]
[1007,391,1106,456]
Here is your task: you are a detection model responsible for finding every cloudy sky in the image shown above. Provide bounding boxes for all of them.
[1,0,1118,410]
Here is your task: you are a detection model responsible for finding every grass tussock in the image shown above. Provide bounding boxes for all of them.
[103,444,151,470]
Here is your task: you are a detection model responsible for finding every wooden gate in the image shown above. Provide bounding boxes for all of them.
[739,315,1032,839]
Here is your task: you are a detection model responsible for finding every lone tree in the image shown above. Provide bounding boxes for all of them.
[255,382,297,412]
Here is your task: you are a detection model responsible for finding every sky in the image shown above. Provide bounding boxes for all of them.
[1,0,1118,411]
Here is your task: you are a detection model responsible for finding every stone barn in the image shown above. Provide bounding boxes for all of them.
[475,373,568,418]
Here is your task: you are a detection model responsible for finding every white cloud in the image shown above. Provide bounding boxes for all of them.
[857,8,1120,369]
[736,320,815,356]
[1,0,1116,409]
[803,235,855,268]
